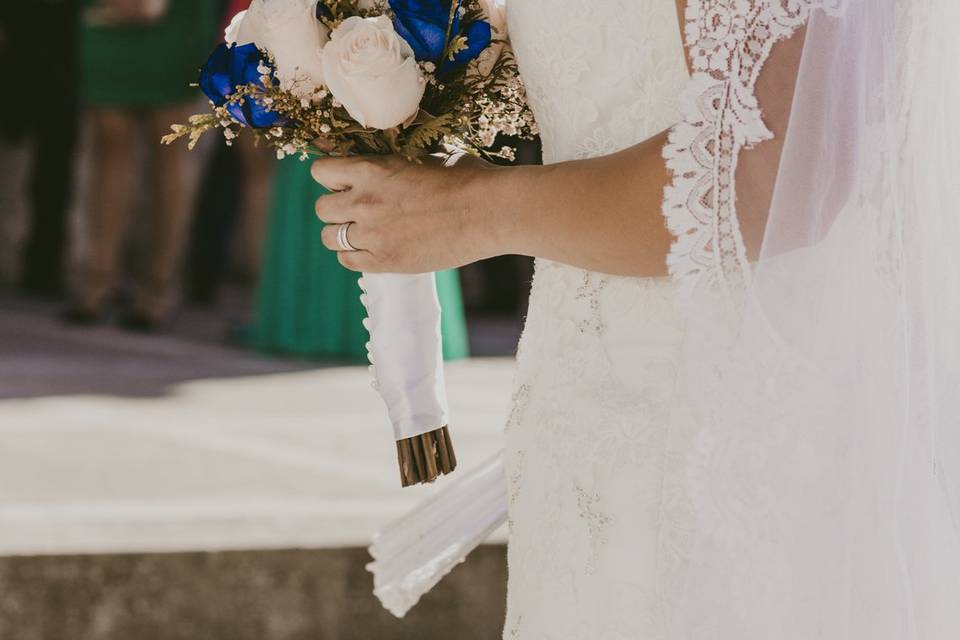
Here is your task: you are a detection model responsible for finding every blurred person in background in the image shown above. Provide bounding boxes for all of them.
[248,158,470,362]
[64,0,217,331]
[184,0,276,306]
[185,124,276,306]
[0,1,81,296]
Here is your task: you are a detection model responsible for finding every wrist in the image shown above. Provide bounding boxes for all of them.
[458,161,510,260]
[461,161,540,259]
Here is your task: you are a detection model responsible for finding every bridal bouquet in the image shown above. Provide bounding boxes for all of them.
[164,0,533,161]
[163,0,536,487]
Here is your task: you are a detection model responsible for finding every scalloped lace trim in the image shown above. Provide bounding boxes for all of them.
[663,0,843,299]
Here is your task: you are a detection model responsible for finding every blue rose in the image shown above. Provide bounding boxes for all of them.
[447,19,491,72]
[388,0,491,74]
[199,43,283,129]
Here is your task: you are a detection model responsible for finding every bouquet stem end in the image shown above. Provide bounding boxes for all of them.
[396,426,457,487]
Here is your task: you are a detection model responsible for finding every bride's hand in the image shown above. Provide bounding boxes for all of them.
[311,134,682,278]
[311,154,503,273]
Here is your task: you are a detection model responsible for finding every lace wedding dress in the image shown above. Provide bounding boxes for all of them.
[368,1,960,637]
[502,1,692,636]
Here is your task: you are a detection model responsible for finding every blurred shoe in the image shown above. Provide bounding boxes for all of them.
[116,308,162,333]
[60,303,106,326]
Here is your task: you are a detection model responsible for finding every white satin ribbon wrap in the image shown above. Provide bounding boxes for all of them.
[359,272,450,441]
[367,451,507,617]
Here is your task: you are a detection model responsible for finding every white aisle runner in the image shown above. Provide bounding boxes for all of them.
[0,360,510,555]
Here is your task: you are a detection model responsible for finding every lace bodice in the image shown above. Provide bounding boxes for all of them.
[508,0,688,165]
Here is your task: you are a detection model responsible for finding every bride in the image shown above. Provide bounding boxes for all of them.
[313,0,960,637]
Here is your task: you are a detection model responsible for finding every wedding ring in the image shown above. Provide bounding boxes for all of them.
[336,222,358,252]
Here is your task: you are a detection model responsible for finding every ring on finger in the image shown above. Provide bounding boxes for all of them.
[336,222,358,252]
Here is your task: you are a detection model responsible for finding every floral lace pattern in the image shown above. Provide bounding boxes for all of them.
[501,0,835,637]
[503,261,694,637]
[502,0,692,636]
[509,0,688,165]
[663,0,843,299]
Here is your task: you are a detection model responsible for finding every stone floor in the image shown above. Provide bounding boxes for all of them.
[0,546,508,640]
[0,293,516,638]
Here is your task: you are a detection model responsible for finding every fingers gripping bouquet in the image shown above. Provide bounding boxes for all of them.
[164,0,535,487]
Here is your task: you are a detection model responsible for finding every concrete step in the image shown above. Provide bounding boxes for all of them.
[0,545,507,640]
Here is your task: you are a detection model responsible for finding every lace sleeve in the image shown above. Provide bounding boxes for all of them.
[662,0,843,299]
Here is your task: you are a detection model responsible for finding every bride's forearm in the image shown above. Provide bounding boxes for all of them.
[460,5,804,277]
[469,131,674,278]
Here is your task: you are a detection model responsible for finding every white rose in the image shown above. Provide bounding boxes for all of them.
[474,0,508,77]
[223,10,249,45]
[321,16,426,130]
[225,0,329,97]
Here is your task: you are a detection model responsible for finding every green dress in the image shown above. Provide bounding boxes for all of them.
[250,157,470,362]
[82,0,218,107]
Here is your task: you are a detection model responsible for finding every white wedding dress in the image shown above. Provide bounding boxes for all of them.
[370,1,960,636]
[503,1,692,637]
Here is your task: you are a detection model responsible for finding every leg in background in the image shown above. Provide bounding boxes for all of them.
[71,107,141,316]
[135,104,202,322]
[22,100,78,296]
[183,142,241,305]
[18,0,80,296]
[235,131,276,283]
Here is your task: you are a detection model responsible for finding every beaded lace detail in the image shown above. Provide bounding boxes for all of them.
[663,0,843,299]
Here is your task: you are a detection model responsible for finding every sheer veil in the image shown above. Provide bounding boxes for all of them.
[368,0,960,631]
[666,0,960,635]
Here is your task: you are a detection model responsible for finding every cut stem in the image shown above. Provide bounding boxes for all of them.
[396,426,457,487]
